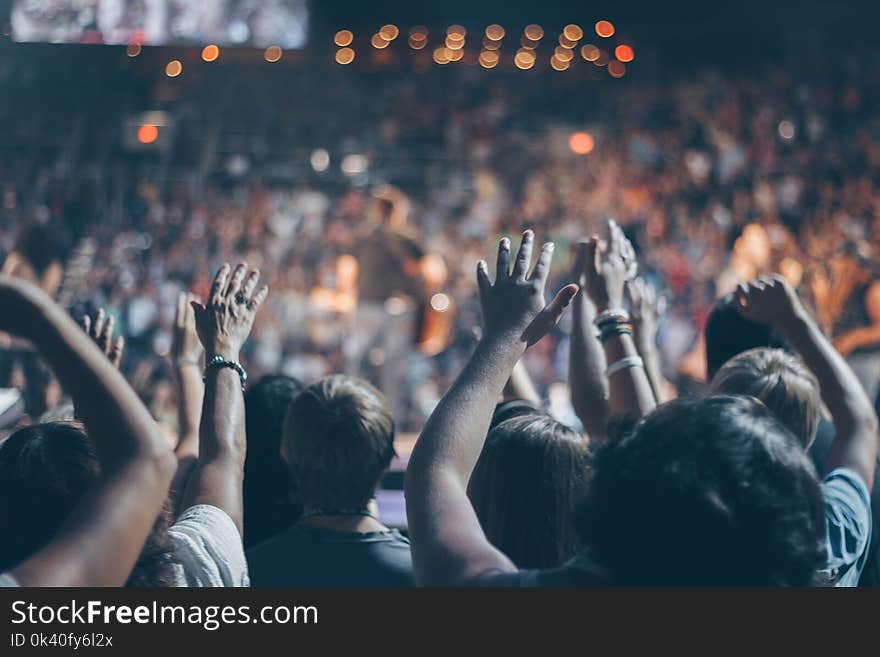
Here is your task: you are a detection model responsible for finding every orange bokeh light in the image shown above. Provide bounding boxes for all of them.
[201,44,219,62]
[569,132,594,154]
[615,44,634,62]
[608,60,627,78]
[137,124,159,144]
[595,20,615,38]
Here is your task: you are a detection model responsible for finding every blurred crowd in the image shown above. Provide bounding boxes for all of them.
[1,56,879,431]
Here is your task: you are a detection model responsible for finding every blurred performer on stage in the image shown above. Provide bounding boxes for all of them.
[813,244,880,406]
[346,187,447,423]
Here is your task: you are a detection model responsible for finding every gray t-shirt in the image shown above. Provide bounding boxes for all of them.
[818,468,872,587]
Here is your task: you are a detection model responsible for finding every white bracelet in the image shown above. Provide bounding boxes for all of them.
[594,308,630,327]
[605,355,645,378]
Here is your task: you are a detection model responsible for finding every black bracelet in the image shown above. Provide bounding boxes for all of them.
[204,356,247,391]
[599,325,633,342]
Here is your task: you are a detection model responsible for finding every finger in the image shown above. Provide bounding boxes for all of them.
[224,262,248,298]
[176,292,187,328]
[190,300,206,321]
[100,314,115,354]
[211,264,231,304]
[110,336,125,368]
[476,260,492,306]
[586,237,600,274]
[247,285,269,311]
[529,242,554,286]
[523,284,580,344]
[240,269,260,301]
[92,309,106,340]
[607,220,622,256]
[185,297,198,329]
[512,230,535,281]
[81,314,91,335]
[572,241,589,279]
[496,237,511,282]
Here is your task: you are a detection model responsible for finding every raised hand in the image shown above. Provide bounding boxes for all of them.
[733,275,806,331]
[583,219,636,312]
[171,291,203,366]
[81,308,125,369]
[627,277,661,346]
[190,263,268,360]
[476,230,579,347]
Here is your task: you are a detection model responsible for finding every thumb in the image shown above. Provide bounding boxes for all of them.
[522,284,580,346]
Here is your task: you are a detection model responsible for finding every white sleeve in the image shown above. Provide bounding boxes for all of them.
[167,505,250,587]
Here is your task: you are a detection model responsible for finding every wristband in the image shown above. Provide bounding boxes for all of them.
[599,324,633,341]
[605,355,645,378]
[204,356,247,390]
[594,309,630,328]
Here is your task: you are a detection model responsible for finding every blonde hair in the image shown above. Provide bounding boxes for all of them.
[709,348,821,448]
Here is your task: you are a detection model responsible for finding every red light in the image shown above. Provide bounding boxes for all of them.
[137,124,159,144]
[569,132,595,154]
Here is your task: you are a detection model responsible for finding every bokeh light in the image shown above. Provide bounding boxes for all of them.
[335,47,355,64]
[264,46,282,62]
[334,30,353,47]
[379,25,399,41]
[524,24,544,41]
[201,44,219,62]
[126,43,141,57]
[563,24,584,41]
[595,20,615,38]
[608,60,627,78]
[485,24,505,41]
[137,124,159,144]
[569,132,595,154]
[581,44,600,61]
[371,33,389,49]
[165,60,182,77]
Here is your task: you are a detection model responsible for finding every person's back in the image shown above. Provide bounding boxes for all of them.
[246,375,414,586]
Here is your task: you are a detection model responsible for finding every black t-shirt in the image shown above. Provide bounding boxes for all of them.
[246,524,415,587]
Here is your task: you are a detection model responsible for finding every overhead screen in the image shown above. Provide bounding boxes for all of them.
[11,0,309,48]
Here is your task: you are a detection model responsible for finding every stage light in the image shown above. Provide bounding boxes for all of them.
[559,35,578,49]
[341,154,368,176]
[165,60,183,77]
[778,120,795,140]
[581,44,599,61]
[310,149,330,172]
[594,50,609,66]
[433,47,450,64]
[126,43,141,57]
[445,36,464,50]
[615,44,634,62]
[335,47,355,64]
[447,25,467,37]
[563,24,584,41]
[334,30,353,47]
[520,36,538,50]
[483,37,501,50]
[201,44,219,62]
[410,26,428,38]
[447,48,464,62]
[479,50,499,68]
[554,46,573,62]
[379,25,399,41]
[595,20,615,38]
[524,24,544,41]
[371,33,389,49]
[485,24,505,40]
[608,60,626,78]
[569,132,594,155]
[550,55,570,71]
[430,293,451,312]
[515,50,535,69]
[137,124,159,144]
[409,36,427,50]
[264,46,282,62]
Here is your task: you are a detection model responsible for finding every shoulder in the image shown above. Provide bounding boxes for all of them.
[168,505,250,587]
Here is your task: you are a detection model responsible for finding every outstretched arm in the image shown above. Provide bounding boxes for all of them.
[735,276,878,489]
[180,263,267,534]
[168,292,205,513]
[582,221,656,422]
[1,277,175,586]
[568,241,611,439]
[405,231,579,585]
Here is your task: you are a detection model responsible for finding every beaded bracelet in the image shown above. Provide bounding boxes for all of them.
[599,324,634,341]
[204,356,248,391]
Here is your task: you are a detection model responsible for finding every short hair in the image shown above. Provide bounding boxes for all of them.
[705,293,789,379]
[710,348,821,448]
[468,413,590,569]
[0,421,173,585]
[576,396,827,586]
[281,375,395,510]
[243,375,305,548]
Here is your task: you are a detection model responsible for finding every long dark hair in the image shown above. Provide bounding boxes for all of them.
[467,413,590,569]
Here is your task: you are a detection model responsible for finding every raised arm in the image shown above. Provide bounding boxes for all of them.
[735,276,878,489]
[0,277,175,586]
[405,231,579,585]
[582,222,657,422]
[180,263,267,534]
[628,277,669,404]
[568,241,611,439]
[168,292,205,512]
